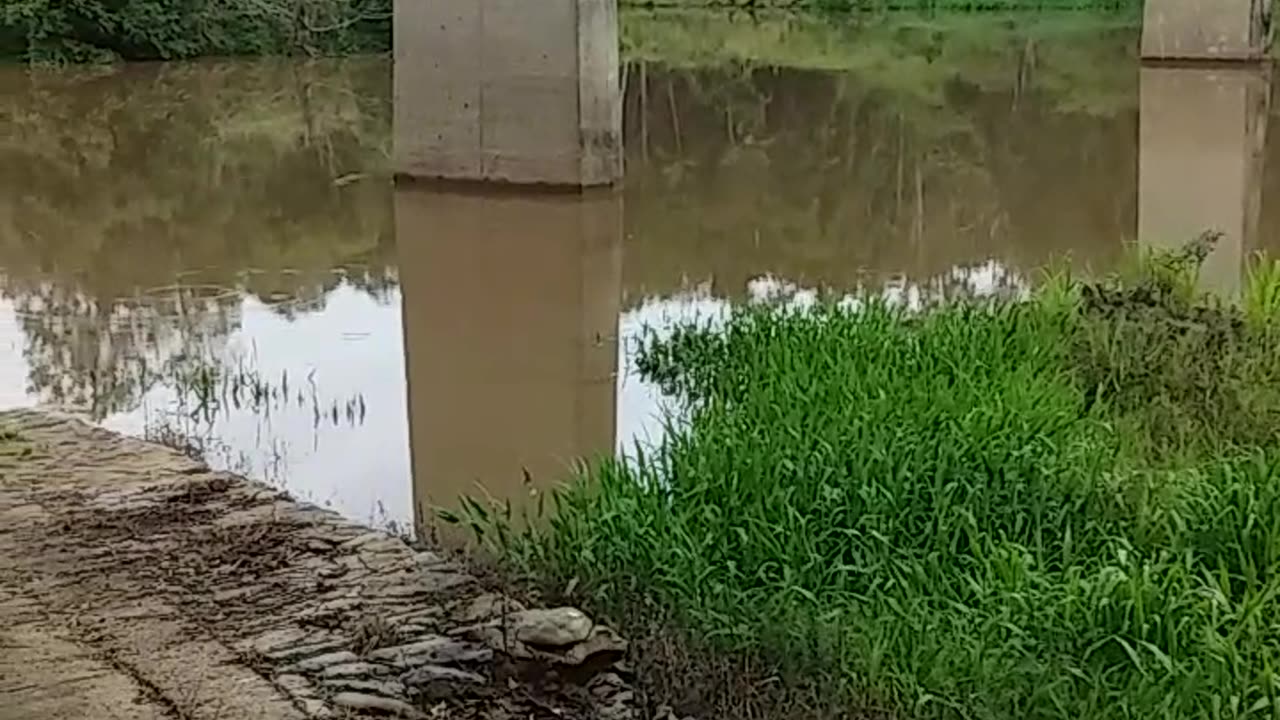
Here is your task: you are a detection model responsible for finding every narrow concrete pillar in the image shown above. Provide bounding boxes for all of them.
[395,186,622,537]
[393,0,622,187]
[1141,0,1268,61]
[1138,65,1271,297]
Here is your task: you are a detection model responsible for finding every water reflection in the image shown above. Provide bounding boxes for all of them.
[0,59,404,524]
[1138,64,1272,295]
[396,186,621,535]
[0,27,1277,530]
[621,60,1137,296]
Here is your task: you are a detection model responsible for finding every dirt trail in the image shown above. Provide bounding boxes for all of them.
[0,410,634,720]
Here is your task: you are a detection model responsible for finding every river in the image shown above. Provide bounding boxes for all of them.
[0,12,1274,533]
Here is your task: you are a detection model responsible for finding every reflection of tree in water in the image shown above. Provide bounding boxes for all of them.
[0,58,394,417]
[5,282,240,418]
[620,20,1141,299]
[0,27,1190,415]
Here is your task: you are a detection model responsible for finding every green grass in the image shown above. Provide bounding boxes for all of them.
[457,244,1280,719]
[621,7,1139,73]
[1247,254,1280,331]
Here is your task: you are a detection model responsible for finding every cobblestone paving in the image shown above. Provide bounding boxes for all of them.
[0,410,634,720]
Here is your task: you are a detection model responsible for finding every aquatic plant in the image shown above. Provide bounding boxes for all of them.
[162,354,367,430]
[459,242,1280,719]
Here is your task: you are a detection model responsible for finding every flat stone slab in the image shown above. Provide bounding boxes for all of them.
[0,410,634,720]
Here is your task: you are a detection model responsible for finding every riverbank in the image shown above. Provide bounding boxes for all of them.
[0,409,634,720]
[464,242,1280,719]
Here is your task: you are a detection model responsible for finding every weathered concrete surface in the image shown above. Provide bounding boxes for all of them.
[1141,0,1268,61]
[0,410,634,720]
[393,0,622,186]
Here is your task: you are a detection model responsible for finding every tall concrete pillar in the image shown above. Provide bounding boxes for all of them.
[1138,65,1271,297]
[1141,0,1268,61]
[395,185,622,539]
[394,0,622,187]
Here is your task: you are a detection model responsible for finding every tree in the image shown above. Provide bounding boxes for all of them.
[0,0,391,63]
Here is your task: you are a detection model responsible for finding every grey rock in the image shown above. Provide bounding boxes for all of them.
[401,664,486,686]
[263,636,350,662]
[294,697,335,718]
[212,583,266,603]
[368,637,492,666]
[468,626,533,659]
[317,564,347,579]
[251,628,310,655]
[337,555,375,572]
[564,625,629,666]
[649,704,684,720]
[411,550,448,568]
[367,637,449,662]
[321,661,395,678]
[458,593,525,624]
[364,573,472,599]
[514,608,593,647]
[274,673,319,698]
[421,571,473,592]
[338,531,385,549]
[314,597,363,613]
[356,538,410,556]
[396,624,428,638]
[331,691,426,718]
[274,674,332,719]
[290,650,359,672]
[365,583,434,599]
[321,678,407,698]
[386,607,444,626]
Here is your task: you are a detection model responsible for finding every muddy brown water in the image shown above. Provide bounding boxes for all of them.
[0,20,1277,532]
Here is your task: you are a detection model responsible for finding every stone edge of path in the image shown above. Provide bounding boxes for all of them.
[0,409,635,720]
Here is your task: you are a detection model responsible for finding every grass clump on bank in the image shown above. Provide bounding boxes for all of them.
[461,241,1280,719]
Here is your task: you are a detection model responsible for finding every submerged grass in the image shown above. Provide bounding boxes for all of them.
[460,243,1280,719]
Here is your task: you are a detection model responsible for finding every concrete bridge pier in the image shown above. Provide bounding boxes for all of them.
[393,0,622,187]
[1141,0,1270,61]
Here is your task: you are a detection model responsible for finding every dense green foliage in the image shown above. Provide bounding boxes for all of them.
[0,0,391,62]
[643,0,1137,11]
[463,249,1280,719]
[0,0,1143,63]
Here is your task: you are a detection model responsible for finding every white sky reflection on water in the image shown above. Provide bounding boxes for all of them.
[98,286,413,527]
[616,283,730,462]
[0,299,34,410]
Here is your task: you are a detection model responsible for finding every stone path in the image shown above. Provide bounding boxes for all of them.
[0,410,634,720]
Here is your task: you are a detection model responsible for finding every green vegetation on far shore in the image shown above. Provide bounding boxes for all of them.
[0,0,392,63]
[1,0,1141,63]
[622,6,1139,71]
[637,0,1136,8]
[460,240,1280,719]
